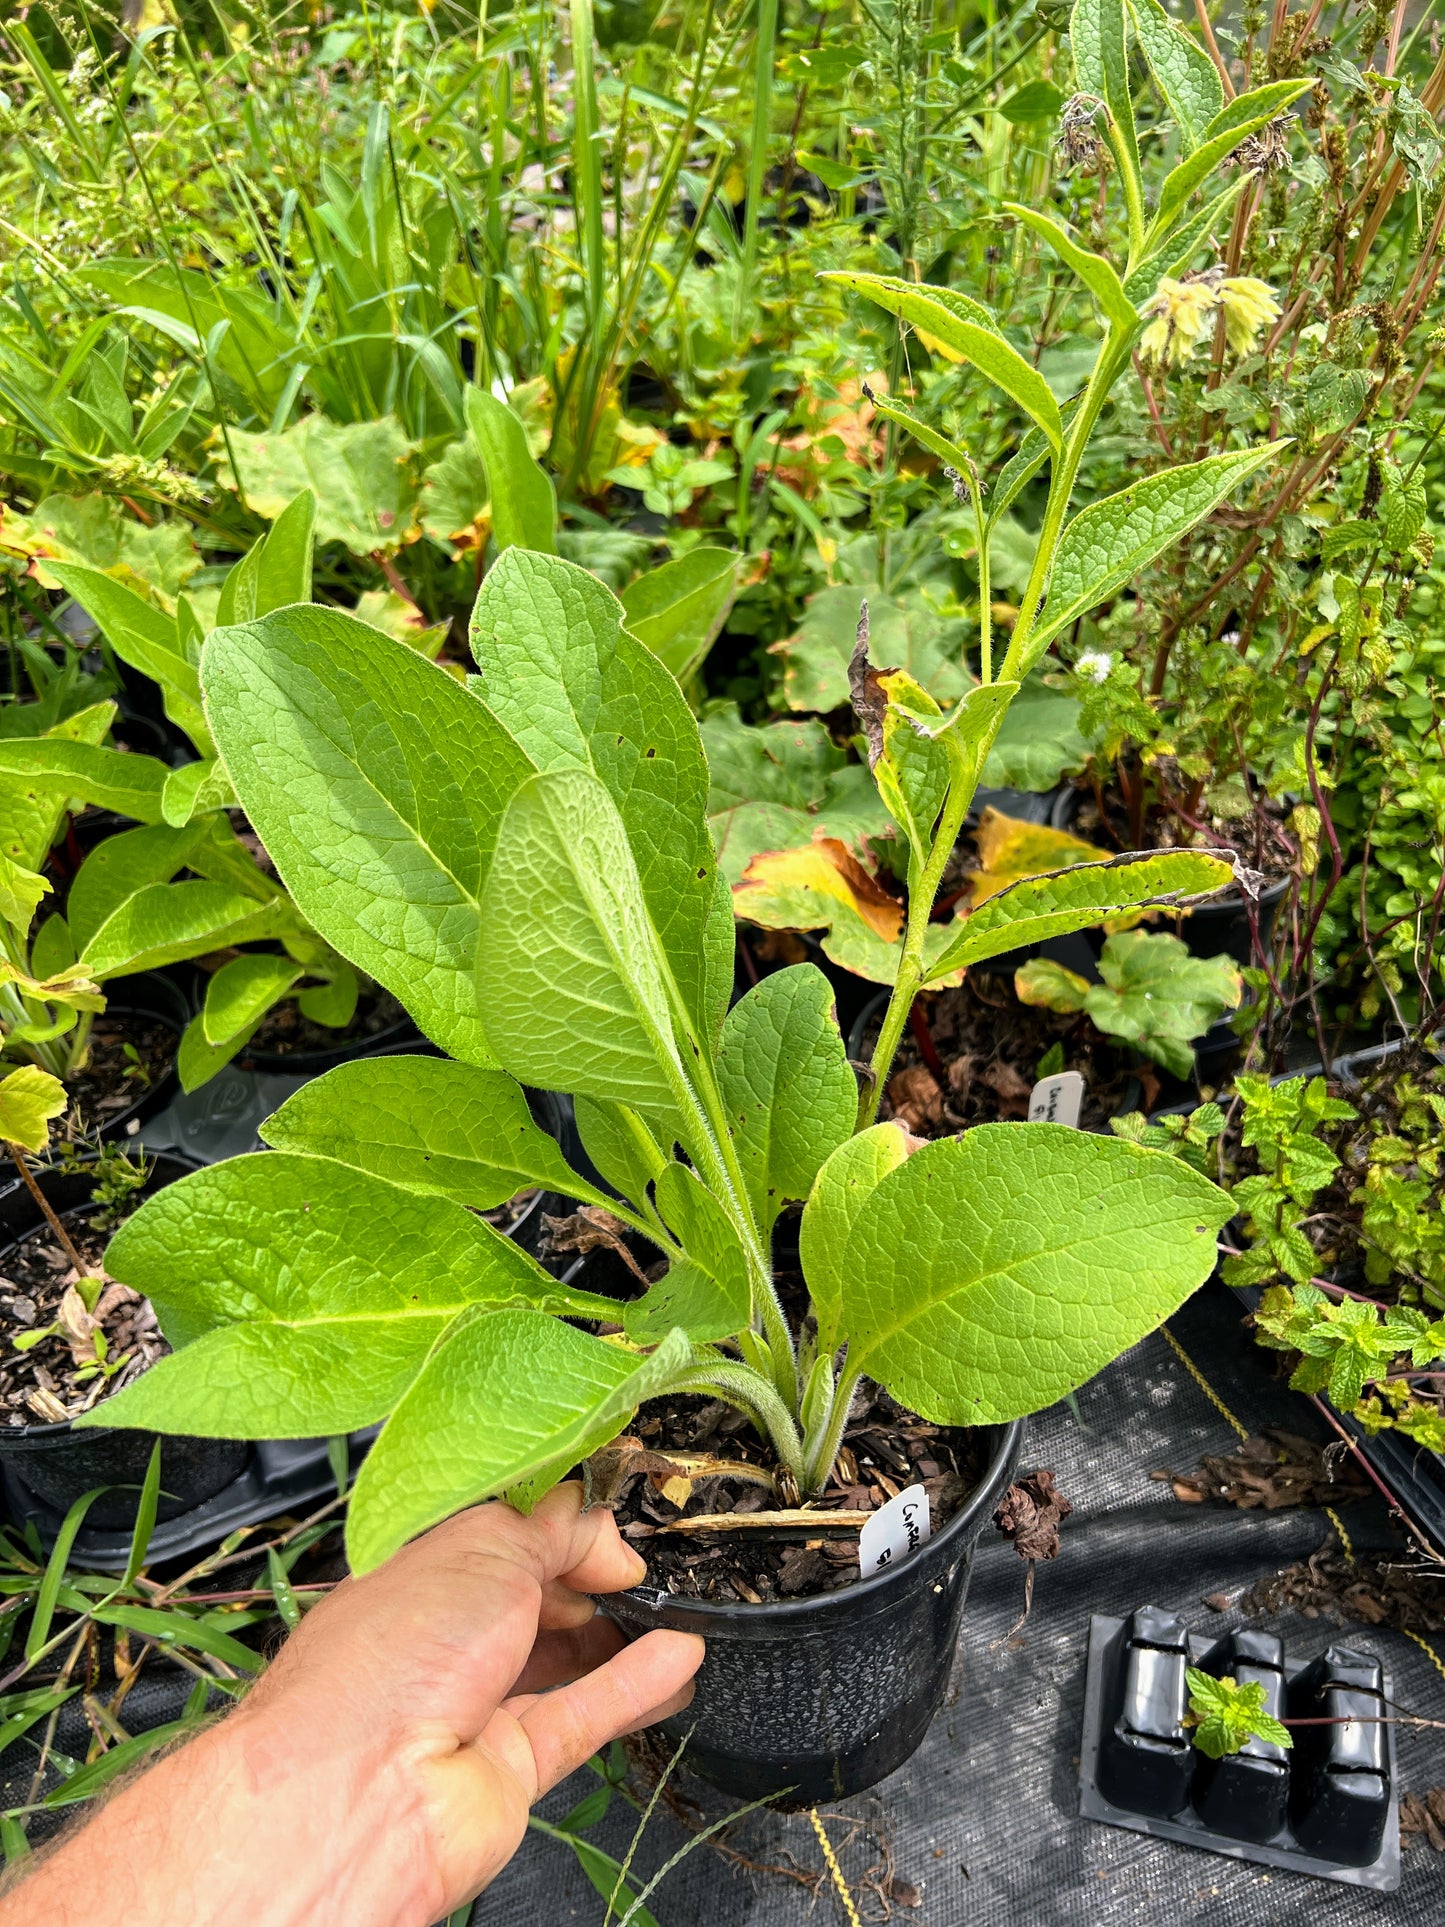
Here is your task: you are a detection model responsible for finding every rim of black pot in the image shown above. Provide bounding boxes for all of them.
[619,1415,1025,1623]
[0,1152,201,1442]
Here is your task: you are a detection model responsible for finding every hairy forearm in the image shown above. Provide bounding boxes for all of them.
[0,1700,439,1927]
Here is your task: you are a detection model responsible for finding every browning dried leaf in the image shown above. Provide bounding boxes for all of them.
[993,1468,1073,1562]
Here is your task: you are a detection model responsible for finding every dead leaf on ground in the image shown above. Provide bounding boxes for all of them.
[540,1206,650,1285]
[994,1469,1073,1562]
[888,1065,944,1133]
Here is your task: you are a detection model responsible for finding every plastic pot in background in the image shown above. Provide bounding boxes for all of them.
[1179,874,1291,970]
[603,1420,1024,1807]
[0,1154,249,1533]
[76,969,191,1143]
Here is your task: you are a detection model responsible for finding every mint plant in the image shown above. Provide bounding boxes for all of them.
[0,491,367,1090]
[1185,1667,1292,1760]
[1015,931,1242,1079]
[70,540,1237,1572]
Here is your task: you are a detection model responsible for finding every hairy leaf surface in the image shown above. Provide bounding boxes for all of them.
[801,1123,910,1354]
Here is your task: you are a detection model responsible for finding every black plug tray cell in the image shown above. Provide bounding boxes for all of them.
[1078,1611,1400,1892]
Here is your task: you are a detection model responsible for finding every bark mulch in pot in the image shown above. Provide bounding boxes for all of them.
[241,984,412,1059]
[62,1011,179,1137]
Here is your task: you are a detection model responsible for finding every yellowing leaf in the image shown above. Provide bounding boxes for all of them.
[736,839,904,945]
[0,1065,67,1152]
[966,809,1103,904]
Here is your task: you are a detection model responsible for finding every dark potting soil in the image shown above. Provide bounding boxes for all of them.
[244,983,410,1058]
[606,1384,986,1604]
[856,975,1147,1137]
[63,1010,178,1135]
[0,1211,165,1426]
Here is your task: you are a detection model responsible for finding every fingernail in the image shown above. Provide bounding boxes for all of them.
[623,1546,648,1585]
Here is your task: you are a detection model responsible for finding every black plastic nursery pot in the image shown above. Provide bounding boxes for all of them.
[71,968,191,1143]
[1179,872,1290,970]
[602,1418,1024,1808]
[0,1154,249,1533]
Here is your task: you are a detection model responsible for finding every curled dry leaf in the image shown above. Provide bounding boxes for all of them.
[887,1065,945,1133]
[993,1468,1073,1562]
[540,1206,650,1286]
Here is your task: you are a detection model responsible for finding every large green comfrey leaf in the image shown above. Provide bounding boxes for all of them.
[716,965,857,1234]
[203,606,533,1066]
[346,1315,693,1572]
[261,1055,587,1209]
[1144,81,1314,249]
[464,388,557,555]
[47,563,210,753]
[924,849,1234,981]
[1017,444,1288,669]
[1001,206,1138,334]
[0,738,170,824]
[478,768,693,1121]
[84,1155,616,1438]
[840,1126,1230,1423]
[470,548,726,1042]
[1126,0,1223,152]
[823,274,1063,451]
[80,881,301,979]
[1071,0,1140,204]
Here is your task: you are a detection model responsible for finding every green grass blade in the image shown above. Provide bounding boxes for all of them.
[25,1488,108,1664]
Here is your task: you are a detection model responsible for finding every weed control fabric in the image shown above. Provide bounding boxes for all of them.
[476,1284,1443,1926]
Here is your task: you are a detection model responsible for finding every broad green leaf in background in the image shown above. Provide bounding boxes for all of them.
[345,1313,692,1571]
[823,274,1063,451]
[214,416,420,557]
[1071,0,1141,205]
[572,1096,669,1212]
[702,708,889,886]
[1126,0,1223,152]
[840,1126,1231,1421]
[419,431,490,553]
[716,965,857,1233]
[201,953,303,1045]
[261,1056,588,1209]
[353,590,449,660]
[620,547,738,682]
[65,819,269,955]
[926,848,1234,980]
[981,678,1094,790]
[1144,81,1314,248]
[0,738,170,825]
[203,607,533,1065]
[1017,442,1289,669]
[464,388,557,555]
[470,549,724,1038]
[176,1012,261,1092]
[0,491,200,601]
[80,881,300,979]
[0,852,49,930]
[772,585,970,714]
[1019,930,1243,1076]
[801,1124,911,1355]
[478,769,692,1118]
[0,1066,67,1152]
[999,78,1067,123]
[0,702,114,871]
[87,1155,614,1432]
[47,563,211,752]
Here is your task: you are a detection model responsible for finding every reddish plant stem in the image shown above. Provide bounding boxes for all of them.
[6,1147,89,1277]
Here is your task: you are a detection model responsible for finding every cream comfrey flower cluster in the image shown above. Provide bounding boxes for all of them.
[1139,270,1281,368]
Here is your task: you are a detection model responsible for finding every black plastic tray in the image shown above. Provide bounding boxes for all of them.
[1078,1611,1400,1891]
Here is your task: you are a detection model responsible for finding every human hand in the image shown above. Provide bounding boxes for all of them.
[0,1484,699,1927]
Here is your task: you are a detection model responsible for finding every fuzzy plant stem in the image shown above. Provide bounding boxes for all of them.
[676,1366,807,1477]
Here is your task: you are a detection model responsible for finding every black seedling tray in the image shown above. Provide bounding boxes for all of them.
[1,1431,376,1571]
[1078,1609,1399,1892]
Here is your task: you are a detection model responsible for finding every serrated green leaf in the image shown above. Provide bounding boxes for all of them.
[464,388,557,555]
[1127,0,1223,151]
[716,964,857,1234]
[824,274,1063,450]
[1080,930,1242,1077]
[925,850,1232,982]
[470,549,724,1043]
[773,583,970,715]
[801,1124,910,1355]
[1002,204,1138,333]
[83,1154,614,1438]
[201,953,303,1045]
[203,606,533,1066]
[478,768,691,1119]
[1144,80,1313,249]
[215,415,420,557]
[620,547,738,683]
[840,1125,1230,1420]
[261,1055,586,1208]
[0,738,170,824]
[345,1313,692,1572]
[0,1066,67,1152]
[1017,443,1288,670]
[81,880,301,979]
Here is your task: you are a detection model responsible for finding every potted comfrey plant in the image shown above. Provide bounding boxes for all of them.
[66,545,1237,1801]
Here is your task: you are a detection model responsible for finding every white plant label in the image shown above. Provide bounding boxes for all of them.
[858,1482,932,1576]
[1028,1069,1085,1128]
